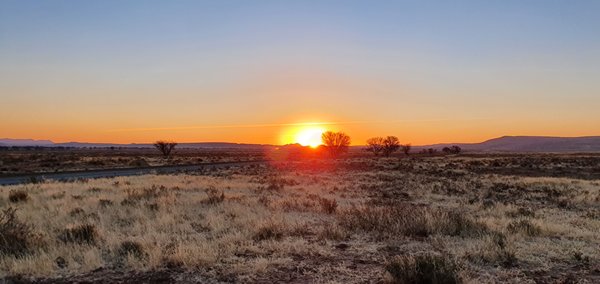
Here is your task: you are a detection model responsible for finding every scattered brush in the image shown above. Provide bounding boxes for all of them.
[385,254,462,284]
[338,205,488,239]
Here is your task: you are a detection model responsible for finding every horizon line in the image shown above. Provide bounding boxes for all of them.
[3,134,600,148]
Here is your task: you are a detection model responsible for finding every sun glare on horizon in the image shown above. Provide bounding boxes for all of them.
[294,127,325,148]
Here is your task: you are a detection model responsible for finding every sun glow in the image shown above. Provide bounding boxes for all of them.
[294,127,325,148]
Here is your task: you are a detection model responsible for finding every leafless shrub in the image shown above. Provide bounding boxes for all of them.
[382,136,401,157]
[366,137,385,156]
[154,140,177,158]
[401,144,412,156]
[322,131,351,157]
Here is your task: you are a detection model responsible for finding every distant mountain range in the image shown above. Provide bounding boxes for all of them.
[416,136,600,152]
[2,136,600,152]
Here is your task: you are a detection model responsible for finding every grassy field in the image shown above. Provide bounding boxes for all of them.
[1,154,599,283]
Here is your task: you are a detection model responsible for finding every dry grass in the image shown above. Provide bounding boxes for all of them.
[0,155,599,282]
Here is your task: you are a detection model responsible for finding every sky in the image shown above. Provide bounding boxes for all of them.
[1,0,599,145]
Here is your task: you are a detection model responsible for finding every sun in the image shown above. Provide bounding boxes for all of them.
[295,127,325,148]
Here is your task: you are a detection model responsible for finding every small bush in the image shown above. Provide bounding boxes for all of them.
[385,254,462,284]
[145,202,160,211]
[204,186,225,204]
[55,256,68,269]
[320,198,338,214]
[318,224,347,241]
[121,198,137,206]
[71,195,84,200]
[98,199,113,207]
[254,220,285,241]
[0,207,39,256]
[9,190,29,203]
[28,176,42,184]
[117,241,147,260]
[507,219,542,236]
[572,251,590,266]
[69,208,85,216]
[58,224,98,245]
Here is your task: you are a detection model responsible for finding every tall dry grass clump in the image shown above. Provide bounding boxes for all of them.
[58,224,99,245]
[338,205,488,239]
[8,190,29,203]
[0,207,41,257]
[385,254,462,284]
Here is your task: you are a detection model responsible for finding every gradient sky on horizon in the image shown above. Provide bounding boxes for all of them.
[1,0,599,145]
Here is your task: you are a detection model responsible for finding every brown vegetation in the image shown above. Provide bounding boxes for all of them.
[0,154,599,282]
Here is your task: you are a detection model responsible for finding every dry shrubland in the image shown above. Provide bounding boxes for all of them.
[0,148,264,175]
[0,155,599,283]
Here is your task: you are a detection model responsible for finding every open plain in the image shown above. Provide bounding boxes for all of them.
[1,152,599,283]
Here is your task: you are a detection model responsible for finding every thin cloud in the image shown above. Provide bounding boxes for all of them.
[107,118,491,132]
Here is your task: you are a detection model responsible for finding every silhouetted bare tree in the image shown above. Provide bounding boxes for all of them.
[382,136,400,157]
[154,141,177,158]
[401,143,412,156]
[321,131,351,157]
[365,137,385,156]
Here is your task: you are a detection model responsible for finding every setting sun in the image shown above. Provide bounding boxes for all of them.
[294,127,325,148]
